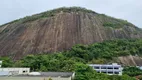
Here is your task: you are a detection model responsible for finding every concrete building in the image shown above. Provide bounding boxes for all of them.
[0,72,75,80]
[89,63,122,75]
[137,66,142,70]
[0,60,30,75]
[0,68,30,75]
[0,61,2,68]
[0,60,75,80]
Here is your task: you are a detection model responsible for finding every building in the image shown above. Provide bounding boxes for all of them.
[0,60,75,80]
[0,68,30,75]
[0,72,75,80]
[0,61,2,68]
[0,60,30,75]
[137,66,142,70]
[89,63,122,75]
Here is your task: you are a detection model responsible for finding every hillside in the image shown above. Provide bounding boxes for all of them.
[0,7,142,59]
[0,39,142,80]
[1,39,142,68]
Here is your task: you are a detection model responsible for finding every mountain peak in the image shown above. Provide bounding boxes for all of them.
[0,7,142,59]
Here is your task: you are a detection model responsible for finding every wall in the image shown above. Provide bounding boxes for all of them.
[0,68,30,75]
[0,77,71,80]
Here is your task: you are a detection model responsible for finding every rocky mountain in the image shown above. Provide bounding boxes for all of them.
[0,7,142,59]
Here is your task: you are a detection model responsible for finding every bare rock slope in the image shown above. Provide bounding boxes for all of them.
[118,55,142,66]
[0,7,142,59]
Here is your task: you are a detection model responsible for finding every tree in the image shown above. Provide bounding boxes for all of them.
[74,63,109,80]
[0,57,13,67]
[123,66,142,76]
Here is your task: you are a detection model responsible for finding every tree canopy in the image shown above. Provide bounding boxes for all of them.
[1,39,142,80]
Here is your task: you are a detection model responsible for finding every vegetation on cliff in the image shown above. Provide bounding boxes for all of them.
[0,7,133,29]
[0,7,95,27]
[1,39,142,79]
[1,39,142,68]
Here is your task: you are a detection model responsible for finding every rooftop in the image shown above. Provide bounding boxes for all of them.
[0,72,74,77]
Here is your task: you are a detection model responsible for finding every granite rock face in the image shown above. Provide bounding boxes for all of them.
[0,7,142,59]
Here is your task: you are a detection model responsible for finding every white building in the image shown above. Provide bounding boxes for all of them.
[89,63,122,75]
[0,60,30,75]
[136,66,142,70]
[0,68,30,75]
[0,72,75,80]
[0,61,2,68]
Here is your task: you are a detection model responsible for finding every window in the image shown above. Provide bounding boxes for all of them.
[23,70,27,73]
[94,66,100,69]
[101,66,107,69]
[107,67,113,69]
[114,72,119,74]
[114,67,119,69]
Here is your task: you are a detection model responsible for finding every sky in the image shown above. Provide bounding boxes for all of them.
[0,0,142,28]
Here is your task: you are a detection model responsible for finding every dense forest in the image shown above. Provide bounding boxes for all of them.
[1,39,142,80]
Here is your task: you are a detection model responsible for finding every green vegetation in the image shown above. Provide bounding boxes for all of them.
[74,63,108,80]
[116,19,133,26]
[103,22,120,28]
[74,63,136,80]
[103,20,133,28]
[0,7,135,30]
[103,22,116,27]
[101,14,133,28]
[48,77,52,80]
[0,57,13,67]
[123,66,142,76]
[108,75,136,80]
[1,39,142,80]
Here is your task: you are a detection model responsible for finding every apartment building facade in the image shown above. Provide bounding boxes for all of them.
[89,63,122,75]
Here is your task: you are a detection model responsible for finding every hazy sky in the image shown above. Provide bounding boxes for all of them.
[0,0,142,28]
